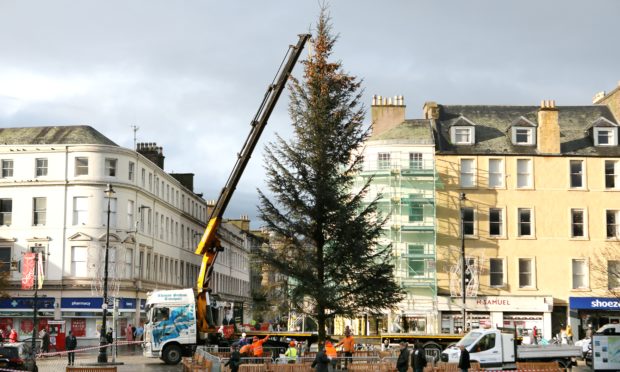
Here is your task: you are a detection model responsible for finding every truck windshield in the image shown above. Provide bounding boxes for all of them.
[457,331,483,348]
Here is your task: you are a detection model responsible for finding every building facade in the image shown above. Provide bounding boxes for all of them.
[0,126,208,344]
[428,95,620,340]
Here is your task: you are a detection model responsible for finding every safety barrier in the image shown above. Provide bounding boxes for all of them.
[66,367,118,372]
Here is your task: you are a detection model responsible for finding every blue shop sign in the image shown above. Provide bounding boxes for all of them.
[0,297,55,310]
[61,297,115,310]
[120,298,136,309]
[140,299,145,311]
[570,297,620,310]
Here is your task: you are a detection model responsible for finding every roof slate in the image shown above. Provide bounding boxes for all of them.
[370,119,434,144]
[0,125,118,146]
[433,105,620,156]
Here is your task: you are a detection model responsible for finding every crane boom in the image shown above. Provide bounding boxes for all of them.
[194,35,309,332]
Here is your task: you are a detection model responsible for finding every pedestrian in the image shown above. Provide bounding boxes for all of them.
[239,343,252,358]
[311,343,330,372]
[251,334,270,362]
[325,340,337,371]
[135,324,144,341]
[566,325,573,344]
[586,324,593,339]
[8,327,17,343]
[66,330,77,366]
[40,328,50,353]
[559,325,567,344]
[335,327,355,369]
[284,341,298,364]
[126,323,134,351]
[411,341,427,372]
[132,324,137,340]
[225,345,242,372]
[458,345,470,372]
[396,342,409,372]
[106,328,113,345]
[532,326,538,345]
[238,332,249,346]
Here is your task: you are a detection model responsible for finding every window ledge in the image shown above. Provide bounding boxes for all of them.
[518,287,539,291]
[516,236,536,240]
[488,236,507,240]
[571,288,591,292]
[570,237,590,241]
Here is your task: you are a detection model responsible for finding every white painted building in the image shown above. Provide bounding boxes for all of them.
[0,125,209,344]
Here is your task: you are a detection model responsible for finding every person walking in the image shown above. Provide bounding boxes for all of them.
[251,334,270,362]
[105,328,113,345]
[532,326,538,345]
[225,345,242,372]
[40,328,50,353]
[8,327,17,343]
[335,327,355,369]
[586,324,593,339]
[66,330,77,366]
[135,324,144,341]
[396,342,409,372]
[311,343,331,372]
[566,325,574,344]
[411,341,427,372]
[126,323,134,351]
[458,345,470,372]
[325,340,338,371]
[284,341,298,364]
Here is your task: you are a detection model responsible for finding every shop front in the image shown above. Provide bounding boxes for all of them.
[569,296,620,340]
[438,295,553,339]
[0,297,56,341]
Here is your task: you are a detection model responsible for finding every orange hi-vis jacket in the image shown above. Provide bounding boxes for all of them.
[325,342,337,359]
[252,335,270,357]
[336,335,355,353]
[240,344,253,356]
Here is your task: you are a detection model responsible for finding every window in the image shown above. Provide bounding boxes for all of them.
[0,247,11,273]
[408,245,424,277]
[518,258,534,288]
[105,158,117,177]
[595,128,616,146]
[75,157,88,176]
[33,197,46,226]
[409,153,423,169]
[0,199,12,226]
[516,159,532,188]
[488,159,504,188]
[1,160,13,178]
[570,160,584,188]
[139,251,144,279]
[607,210,619,239]
[148,173,153,191]
[102,197,117,228]
[489,208,503,237]
[460,159,475,187]
[461,207,475,236]
[571,209,585,238]
[71,247,88,277]
[518,208,533,237]
[378,153,391,170]
[513,128,534,145]
[489,258,504,287]
[127,200,134,230]
[147,209,152,235]
[160,215,164,239]
[73,197,88,225]
[608,260,620,289]
[146,253,151,281]
[35,158,48,177]
[125,248,133,279]
[128,162,135,181]
[409,202,423,222]
[572,259,588,289]
[153,255,158,282]
[453,127,473,145]
[605,160,619,189]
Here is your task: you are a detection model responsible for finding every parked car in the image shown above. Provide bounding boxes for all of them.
[0,343,28,370]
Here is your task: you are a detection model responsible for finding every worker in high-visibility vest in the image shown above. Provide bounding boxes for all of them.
[325,340,338,371]
[240,343,253,357]
[252,334,270,358]
[284,341,298,364]
[335,327,355,369]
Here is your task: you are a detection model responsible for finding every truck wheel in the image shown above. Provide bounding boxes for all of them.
[555,359,569,370]
[162,344,182,365]
[422,342,443,362]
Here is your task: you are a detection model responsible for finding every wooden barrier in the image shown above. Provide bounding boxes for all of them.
[270,364,313,372]
[239,364,268,372]
[66,368,117,372]
[516,361,561,371]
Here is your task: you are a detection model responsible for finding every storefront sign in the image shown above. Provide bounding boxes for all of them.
[71,318,86,337]
[0,297,55,310]
[440,296,553,312]
[570,297,620,310]
[61,297,114,310]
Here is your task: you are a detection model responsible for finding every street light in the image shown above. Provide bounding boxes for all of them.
[30,244,45,371]
[459,192,467,332]
[98,184,115,363]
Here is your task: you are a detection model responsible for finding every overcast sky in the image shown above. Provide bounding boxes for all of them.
[1,0,619,227]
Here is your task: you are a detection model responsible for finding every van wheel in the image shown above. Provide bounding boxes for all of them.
[422,342,443,362]
[162,344,182,365]
[555,359,570,370]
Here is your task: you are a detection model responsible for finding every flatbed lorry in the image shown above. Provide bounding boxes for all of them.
[441,328,581,370]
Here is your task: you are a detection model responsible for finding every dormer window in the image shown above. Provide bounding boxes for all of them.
[595,127,616,146]
[450,116,476,145]
[509,116,537,146]
[454,127,473,144]
[590,117,618,147]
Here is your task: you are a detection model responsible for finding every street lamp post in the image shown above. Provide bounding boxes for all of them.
[459,192,467,332]
[97,184,115,363]
[30,244,44,371]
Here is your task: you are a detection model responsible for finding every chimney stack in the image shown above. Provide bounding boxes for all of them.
[537,100,560,154]
[423,101,439,120]
[137,142,165,169]
[371,95,406,136]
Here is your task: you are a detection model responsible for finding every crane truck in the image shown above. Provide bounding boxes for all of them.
[142,34,310,365]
